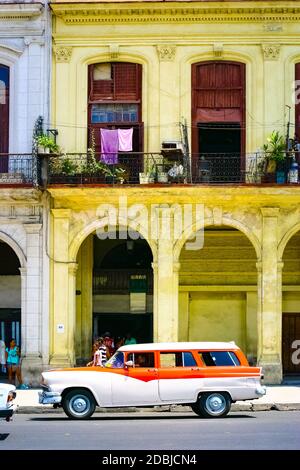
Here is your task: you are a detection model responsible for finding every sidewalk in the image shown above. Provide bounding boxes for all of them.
[13,385,300,413]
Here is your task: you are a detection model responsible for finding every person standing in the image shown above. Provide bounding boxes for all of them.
[93,337,109,367]
[124,332,137,345]
[5,339,28,389]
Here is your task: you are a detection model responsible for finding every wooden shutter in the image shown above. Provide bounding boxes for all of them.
[89,63,141,102]
[296,63,300,140]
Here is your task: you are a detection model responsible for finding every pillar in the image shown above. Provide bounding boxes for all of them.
[50,209,74,366]
[21,223,43,382]
[178,291,189,341]
[257,208,282,383]
[153,208,179,342]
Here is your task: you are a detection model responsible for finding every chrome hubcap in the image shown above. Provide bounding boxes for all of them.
[205,394,226,415]
[70,396,89,414]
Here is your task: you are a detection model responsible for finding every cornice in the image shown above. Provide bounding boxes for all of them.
[0,4,43,21]
[50,2,300,24]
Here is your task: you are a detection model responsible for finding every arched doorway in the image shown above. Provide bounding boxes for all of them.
[178,225,257,363]
[0,64,9,171]
[282,231,300,376]
[0,240,21,378]
[75,230,153,364]
[192,61,246,182]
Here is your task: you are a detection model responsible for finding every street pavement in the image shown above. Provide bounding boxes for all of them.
[13,385,300,413]
[1,411,300,450]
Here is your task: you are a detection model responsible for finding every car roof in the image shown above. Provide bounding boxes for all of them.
[119,342,239,352]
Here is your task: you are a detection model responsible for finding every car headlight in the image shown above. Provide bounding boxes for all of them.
[7,391,16,403]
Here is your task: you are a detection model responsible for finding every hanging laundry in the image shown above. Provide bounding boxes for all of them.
[118,128,133,152]
[100,128,119,164]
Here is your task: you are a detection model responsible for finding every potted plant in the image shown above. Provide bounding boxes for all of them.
[262,131,286,183]
[37,134,60,154]
[139,165,156,184]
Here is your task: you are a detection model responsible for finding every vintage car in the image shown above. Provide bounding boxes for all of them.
[39,342,266,419]
[0,383,17,421]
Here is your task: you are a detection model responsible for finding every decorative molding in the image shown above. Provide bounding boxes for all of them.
[264,24,283,32]
[213,43,223,59]
[261,207,280,217]
[54,46,73,63]
[51,4,300,25]
[262,43,281,61]
[157,45,176,62]
[24,36,45,47]
[0,4,43,20]
[0,40,24,55]
[109,44,119,60]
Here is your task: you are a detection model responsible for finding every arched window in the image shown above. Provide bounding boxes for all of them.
[88,62,143,181]
[0,65,9,171]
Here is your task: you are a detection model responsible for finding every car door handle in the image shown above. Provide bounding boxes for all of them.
[191,367,200,371]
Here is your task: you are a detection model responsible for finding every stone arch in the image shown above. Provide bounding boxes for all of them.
[278,221,300,261]
[0,230,26,267]
[69,216,157,263]
[173,216,261,262]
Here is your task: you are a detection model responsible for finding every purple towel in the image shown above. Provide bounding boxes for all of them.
[100,128,119,164]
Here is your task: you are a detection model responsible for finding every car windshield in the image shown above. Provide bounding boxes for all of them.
[105,351,124,368]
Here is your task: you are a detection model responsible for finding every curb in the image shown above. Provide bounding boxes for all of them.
[15,403,300,414]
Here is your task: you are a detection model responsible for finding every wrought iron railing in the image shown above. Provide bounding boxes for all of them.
[93,269,153,294]
[0,154,35,185]
[47,151,290,185]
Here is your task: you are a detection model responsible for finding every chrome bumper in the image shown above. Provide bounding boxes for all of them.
[38,391,62,405]
[255,385,267,396]
[0,404,17,419]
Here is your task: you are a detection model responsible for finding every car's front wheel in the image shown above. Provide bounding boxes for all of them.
[62,389,96,419]
[191,392,231,418]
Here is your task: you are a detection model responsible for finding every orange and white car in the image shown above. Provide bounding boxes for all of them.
[39,342,266,419]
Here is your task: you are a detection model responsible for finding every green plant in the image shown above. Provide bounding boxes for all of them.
[37,134,60,153]
[264,131,286,163]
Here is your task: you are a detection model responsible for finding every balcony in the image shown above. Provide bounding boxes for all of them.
[0,154,35,186]
[46,151,299,186]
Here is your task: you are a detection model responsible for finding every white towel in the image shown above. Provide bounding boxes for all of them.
[118,128,133,152]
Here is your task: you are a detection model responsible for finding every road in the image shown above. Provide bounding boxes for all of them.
[0,411,300,450]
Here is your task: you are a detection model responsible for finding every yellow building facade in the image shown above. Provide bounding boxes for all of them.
[48,1,300,383]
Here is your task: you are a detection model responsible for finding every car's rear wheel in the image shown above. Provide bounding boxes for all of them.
[191,392,231,418]
[62,389,96,419]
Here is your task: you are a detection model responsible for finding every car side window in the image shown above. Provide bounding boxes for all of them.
[127,352,155,368]
[160,352,197,367]
[199,351,240,366]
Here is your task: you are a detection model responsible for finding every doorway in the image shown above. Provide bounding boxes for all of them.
[198,123,241,182]
[282,313,300,375]
[93,312,153,344]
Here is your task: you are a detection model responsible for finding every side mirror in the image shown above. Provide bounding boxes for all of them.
[124,360,133,368]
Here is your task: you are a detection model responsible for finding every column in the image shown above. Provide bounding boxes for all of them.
[153,208,179,342]
[21,224,43,380]
[257,208,282,383]
[76,235,93,362]
[68,262,78,366]
[157,45,180,144]
[50,209,73,366]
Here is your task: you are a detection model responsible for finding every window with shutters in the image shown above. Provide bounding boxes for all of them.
[88,62,144,177]
[0,64,9,171]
